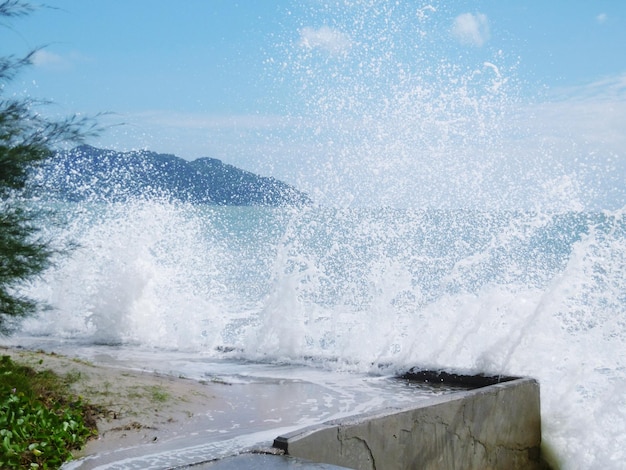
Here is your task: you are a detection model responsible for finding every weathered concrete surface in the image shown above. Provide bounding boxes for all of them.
[189,452,353,469]
[274,377,543,470]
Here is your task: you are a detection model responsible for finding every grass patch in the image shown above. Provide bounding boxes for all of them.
[64,369,84,385]
[0,355,97,468]
[148,385,169,403]
[126,384,171,405]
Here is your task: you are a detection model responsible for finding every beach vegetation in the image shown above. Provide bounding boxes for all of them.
[0,0,98,334]
[148,385,170,403]
[0,354,97,468]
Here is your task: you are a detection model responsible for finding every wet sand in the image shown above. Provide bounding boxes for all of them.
[1,343,454,468]
[1,345,381,468]
[1,346,232,459]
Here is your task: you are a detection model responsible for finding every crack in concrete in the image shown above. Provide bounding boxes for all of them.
[346,434,376,470]
[275,378,543,469]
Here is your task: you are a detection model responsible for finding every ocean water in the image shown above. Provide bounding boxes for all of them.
[14,201,626,468]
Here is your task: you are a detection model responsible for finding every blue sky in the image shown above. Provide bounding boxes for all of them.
[3,1,626,209]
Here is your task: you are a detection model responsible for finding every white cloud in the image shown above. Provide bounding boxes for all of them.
[596,13,608,24]
[299,26,352,55]
[94,73,626,210]
[451,13,490,47]
[131,111,292,131]
[30,49,67,68]
[30,49,91,70]
[532,74,626,151]
[507,74,626,209]
[93,110,302,166]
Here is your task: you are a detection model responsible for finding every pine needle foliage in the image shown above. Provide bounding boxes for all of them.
[0,0,98,333]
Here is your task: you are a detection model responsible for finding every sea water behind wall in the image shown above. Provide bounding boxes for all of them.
[19,201,626,468]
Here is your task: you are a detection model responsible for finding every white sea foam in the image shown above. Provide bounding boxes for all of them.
[19,204,626,468]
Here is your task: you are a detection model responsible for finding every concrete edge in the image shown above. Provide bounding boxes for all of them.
[274,377,535,450]
[273,376,543,470]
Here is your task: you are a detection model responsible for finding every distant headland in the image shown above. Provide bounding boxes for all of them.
[34,145,311,206]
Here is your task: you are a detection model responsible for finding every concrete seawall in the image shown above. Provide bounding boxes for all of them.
[273,375,543,470]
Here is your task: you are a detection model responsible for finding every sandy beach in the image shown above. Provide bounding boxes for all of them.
[0,345,231,460]
[1,343,458,468]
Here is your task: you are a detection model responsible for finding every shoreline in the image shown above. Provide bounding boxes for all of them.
[0,345,227,460]
[1,344,550,469]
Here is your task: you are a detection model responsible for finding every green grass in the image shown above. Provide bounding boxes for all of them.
[0,355,97,469]
[147,385,169,403]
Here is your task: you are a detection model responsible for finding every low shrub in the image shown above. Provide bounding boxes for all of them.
[0,355,96,468]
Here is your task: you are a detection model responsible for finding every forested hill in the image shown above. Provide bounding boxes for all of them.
[33,145,310,206]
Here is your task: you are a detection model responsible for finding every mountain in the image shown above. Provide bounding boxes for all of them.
[33,145,310,206]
